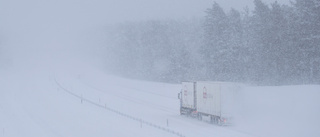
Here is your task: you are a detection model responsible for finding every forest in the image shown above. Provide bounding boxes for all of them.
[103,0,320,85]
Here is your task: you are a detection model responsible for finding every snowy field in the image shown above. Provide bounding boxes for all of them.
[1,0,319,136]
[0,66,319,137]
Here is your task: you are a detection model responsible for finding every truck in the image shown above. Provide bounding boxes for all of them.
[178,82,197,116]
[178,81,241,125]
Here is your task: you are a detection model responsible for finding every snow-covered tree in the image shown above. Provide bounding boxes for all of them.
[102,0,320,85]
[202,2,229,80]
[293,0,320,83]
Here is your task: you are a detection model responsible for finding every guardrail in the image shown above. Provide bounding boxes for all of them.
[54,77,185,137]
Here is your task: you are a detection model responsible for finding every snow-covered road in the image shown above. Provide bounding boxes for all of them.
[0,67,319,137]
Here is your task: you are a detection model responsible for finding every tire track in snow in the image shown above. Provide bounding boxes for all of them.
[54,77,186,137]
[80,78,176,99]
[82,81,177,114]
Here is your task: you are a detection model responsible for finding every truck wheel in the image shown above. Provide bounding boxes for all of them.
[198,114,202,121]
[217,118,222,126]
[210,116,214,124]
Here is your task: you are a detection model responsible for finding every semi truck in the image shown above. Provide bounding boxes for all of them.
[178,81,241,125]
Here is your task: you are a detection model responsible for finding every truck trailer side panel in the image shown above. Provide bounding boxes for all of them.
[181,82,195,109]
[196,82,238,119]
[196,82,221,116]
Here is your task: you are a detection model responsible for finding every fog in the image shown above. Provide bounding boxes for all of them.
[0,0,290,73]
[1,1,320,137]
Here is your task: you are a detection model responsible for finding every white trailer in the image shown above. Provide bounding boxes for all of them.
[178,82,197,116]
[196,81,240,125]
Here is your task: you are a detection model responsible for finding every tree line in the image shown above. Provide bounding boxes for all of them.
[104,0,320,85]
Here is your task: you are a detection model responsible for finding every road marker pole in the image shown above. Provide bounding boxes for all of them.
[167,119,169,127]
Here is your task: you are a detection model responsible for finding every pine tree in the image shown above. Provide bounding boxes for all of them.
[293,0,320,83]
[225,8,244,81]
[202,2,228,80]
[268,1,289,84]
[252,0,272,84]
[241,6,259,83]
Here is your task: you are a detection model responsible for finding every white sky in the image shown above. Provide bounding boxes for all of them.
[0,0,290,68]
[0,0,290,28]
